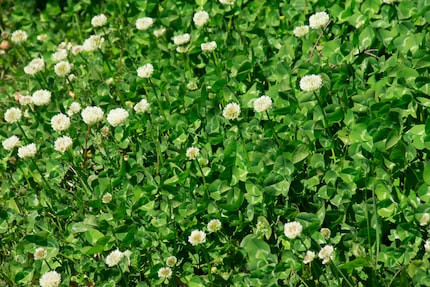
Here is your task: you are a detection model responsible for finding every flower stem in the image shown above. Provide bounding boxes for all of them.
[195,159,209,199]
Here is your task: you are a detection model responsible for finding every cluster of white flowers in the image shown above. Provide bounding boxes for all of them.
[11,30,28,43]
[136,17,154,30]
[188,230,206,246]
[52,49,68,62]
[19,95,32,106]
[219,0,235,4]
[253,95,272,113]
[32,89,52,106]
[320,227,331,239]
[4,107,22,123]
[54,136,73,153]
[318,245,334,264]
[284,221,303,239]
[207,219,222,233]
[303,250,316,264]
[420,213,430,226]
[134,99,150,113]
[137,64,154,78]
[309,11,330,29]
[154,27,166,38]
[18,143,37,158]
[71,45,83,55]
[91,14,107,27]
[83,35,104,52]
[201,41,217,52]
[158,267,173,279]
[2,135,20,151]
[166,256,177,267]
[186,81,198,91]
[34,247,47,260]
[173,33,190,46]
[186,146,200,160]
[24,57,45,75]
[102,193,112,203]
[299,74,323,92]
[107,108,129,127]
[51,113,71,132]
[293,25,309,37]
[67,102,81,116]
[193,11,210,27]
[37,34,48,41]
[81,106,104,125]
[39,270,61,287]
[106,249,124,267]
[54,60,72,77]
[222,102,241,120]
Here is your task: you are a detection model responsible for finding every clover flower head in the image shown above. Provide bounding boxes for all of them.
[186,147,200,160]
[4,107,22,123]
[11,30,28,43]
[136,17,154,30]
[222,102,241,120]
[193,11,210,27]
[318,245,334,264]
[284,221,303,239]
[158,267,173,279]
[207,219,222,233]
[299,74,323,92]
[2,135,20,151]
[293,25,309,37]
[188,230,206,246]
[137,64,154,78]
[32,89,52,106]
[91,14,107,27]
[39,270,61,287]
[201,41,217,52]
[81,106,104,125]
[253,95,272,113]
[18,143,37,158]
[173,33,190,46]
[309,11,330,29]
[105,249,124,267]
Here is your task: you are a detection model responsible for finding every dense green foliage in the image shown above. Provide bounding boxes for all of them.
[1,0,430,286]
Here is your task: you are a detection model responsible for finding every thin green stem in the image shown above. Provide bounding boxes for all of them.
[148,79,169,120]
[330,261,354,287]
[195,159,209,199]
[29,157,53,192]
[238,128,250,163]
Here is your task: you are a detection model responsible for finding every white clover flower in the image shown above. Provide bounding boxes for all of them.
[201,41,217,52]
[91,14,107,27]
[309,11,330,29]
[34,247,47,260]
[18,143,37,158]
[71,45,83,55]
[106,249,124,267]
[318,245,334,264]
[176,46,188,53]
[2,135,20,151]
[207,219,222,233]
[4,107,22,123]
[420,213,430,226]
[136,17,154,30]
[39,270,61,287]
[303,250,316,264]
[81,106,104,125]
[37,34,48,41]
[425,240,430,253]
[54,61,72,77]
[68,74,76,82]
[32,89,51,106]
[219,0,235,4]
[24,57,45,75]
[193,11,210,27]
[158,267,172,279]
[173,33,190,46]
[11,30,28,43]
[19,95,32,106]
[102,193,112,203]
[293,25,309,37]
[188,230,206,246]
[137,64,154,78]
[107,108,129,127]
[320,228,331,239]
[67,102,81,116]
[154,27,166,38]
[166,256,177,267]
[51,113,71,132]
[105,77,114,85]
[299,74,323,92]
[54,136,73,153]
[186,147,200,160]
[222,102,241,120]
[284,221,303,239]
[134,99,150,113]
[253,95,272,113]
[83,35,104,52]
[186,81,198,91]
[52,49,68,62]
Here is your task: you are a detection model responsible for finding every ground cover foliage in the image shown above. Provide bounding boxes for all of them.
[1,0,430,286]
